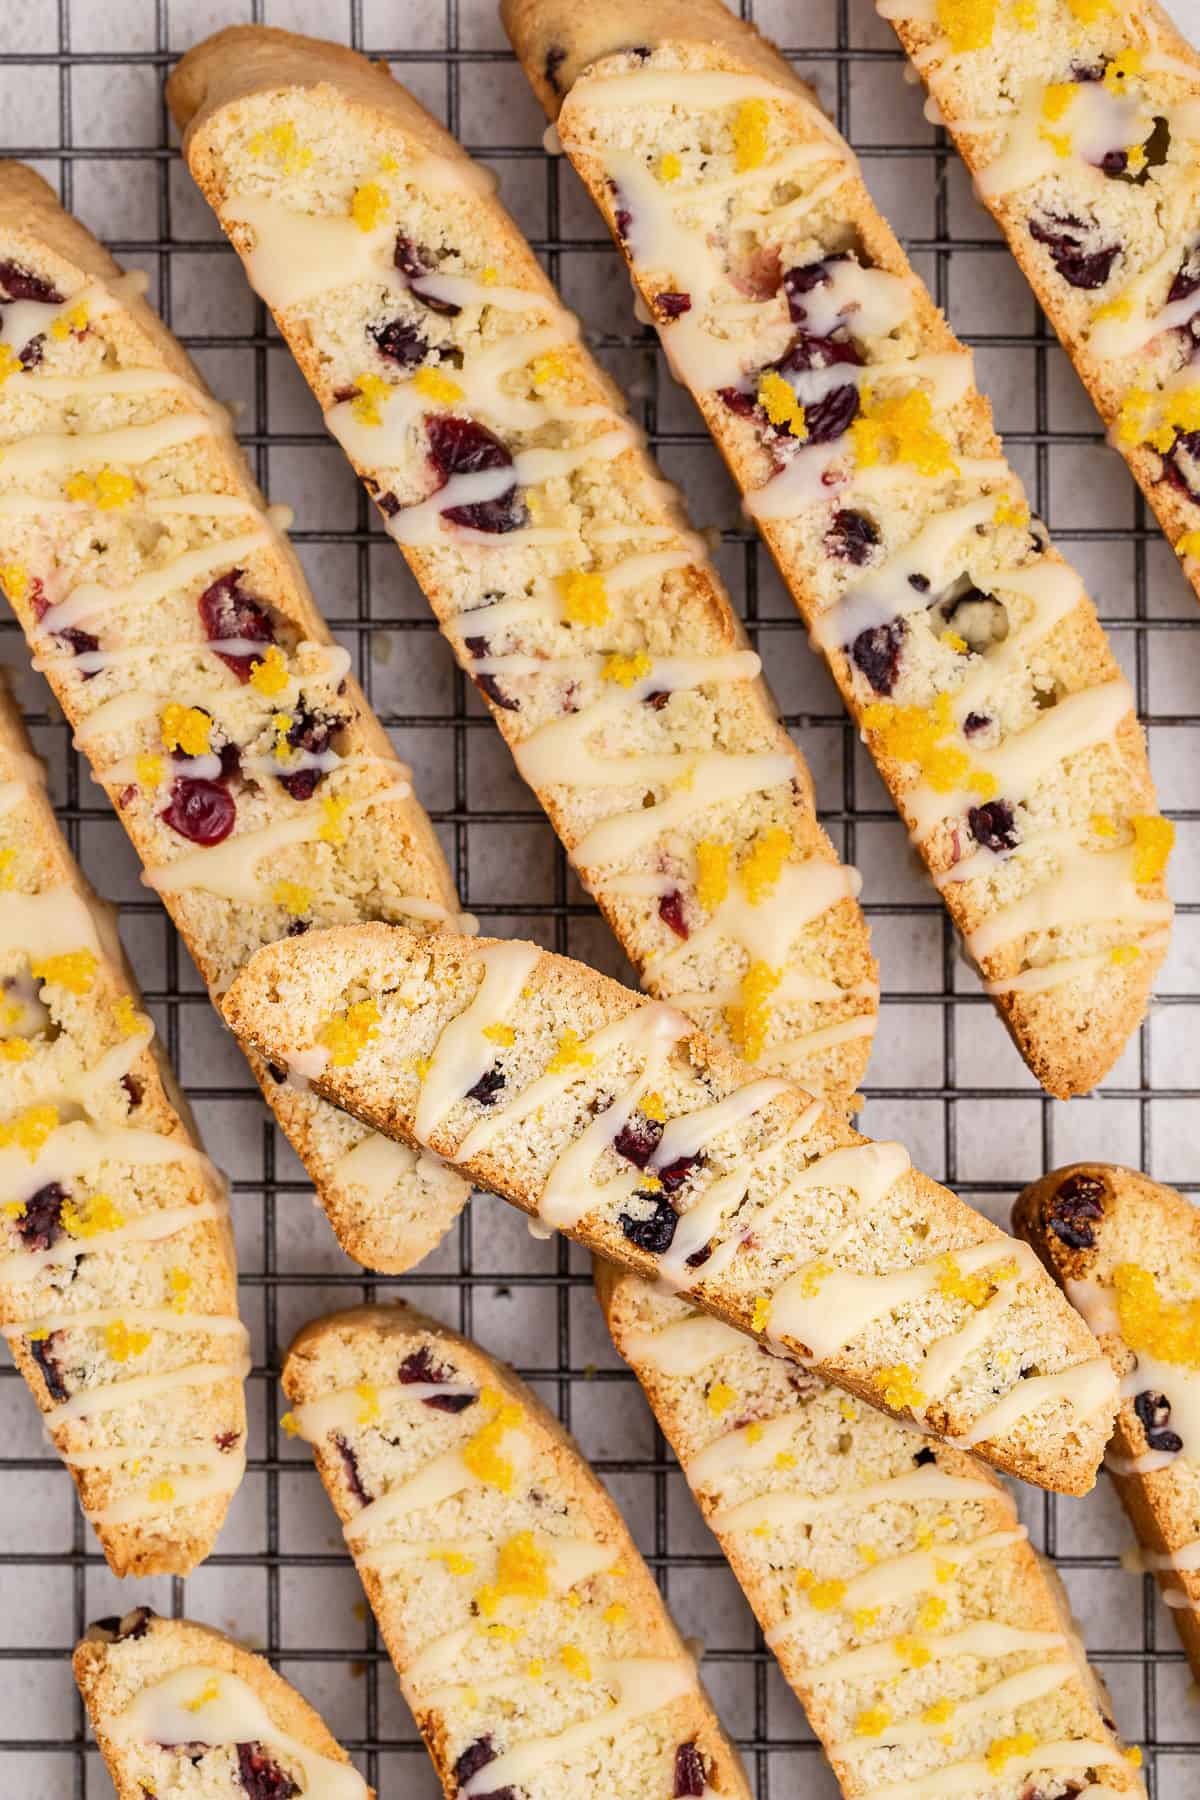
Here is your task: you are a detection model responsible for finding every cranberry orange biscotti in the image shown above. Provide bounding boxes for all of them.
[1015,1163,1200,1682]
[224,921,1117,1492]
[0,681,246,1576]
[878,0,1200,602]
[75,1608,372,1799]
[599,1266,1147,1800]
[503,0,1176,1101]
[165,27,879,1107]
[0,162,471,1274]
[282,1302,751,1800]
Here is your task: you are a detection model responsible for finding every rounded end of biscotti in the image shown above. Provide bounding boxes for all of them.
[167,26,261,129]
[1012,1162,1129,1280]
[0,159,59,213]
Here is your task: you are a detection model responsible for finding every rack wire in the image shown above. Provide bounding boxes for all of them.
[0,0,1195,1793]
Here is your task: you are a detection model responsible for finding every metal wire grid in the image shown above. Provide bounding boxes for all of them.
[0,0,1195,1792]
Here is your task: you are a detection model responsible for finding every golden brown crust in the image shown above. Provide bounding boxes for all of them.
[282,1301,751,1800]
[502,0,1169,1101]
[225,920,1116,1493]
[1015,1162,1200,1680]
[74,1611,371,1800]
[0,161,468,1275]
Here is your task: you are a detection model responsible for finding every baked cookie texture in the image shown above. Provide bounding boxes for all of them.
[1015,1161,1200,1683]
[281,1302,752,1800]
[878,0,1200,606]
[75,1607,372,1798]
[599,1264,1147,1799]
[502,0,1175,1101]
[224,920,1117,1494]
[0,679,245,1577]
[166,24,880,1109]
[0,160,470,1275]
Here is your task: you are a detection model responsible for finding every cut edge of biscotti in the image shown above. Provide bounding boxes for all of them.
[0,681,247,1577]
[1014,1161,1200,1680]
[0,160,472,1278]
[74,1608,373,1800]
[597,1262,1147,1799]
[224,921,1117,1494]
[281,1298,753,1800]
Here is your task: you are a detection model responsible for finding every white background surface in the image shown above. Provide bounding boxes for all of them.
[0,0,1198,1793]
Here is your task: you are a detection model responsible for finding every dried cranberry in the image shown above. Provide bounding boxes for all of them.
[608,180,632,242]
[198,570,275,681]
[776,331,862,374]
[1100,115,1170,184]
[215,1429,241,1452]
[909,572,930,593]
[18,335,44,370]
[619,1193,678,1253]
[657,1152,703,1194]
[90,1607,152,1643]
[968,799,1017,854]
[1160,428,1200,504]
[826,508,879,565]
[544,45,567,94]
[1169,243,1200,306]
[161,778,236,846]
[454,1737,498,1785]
[612,1114,665,1169]
[121,1073,144,1108]
[782,255,846,322]
[426,1390,476,1416]
[14,1182,66,1252]
[1027,212,1120,290]
[277,705,335,801]
[333,1433,371,1507]
[913,1446,936,1466]
[655,291,692,318]
[850,619,906,696]
[658,889,689,939]
[466,1066,506,1107]
[30,1332,68,1403]
[267,1063,287,1085]
[473,671,519,712]
[394,234,460,316]
[54,624,100,673]
[803,382,861,446]
[424,414,527,535]
[963,711,991,738]
[717,386,757,419]
[0,260,63,305]
[399,1345,476,1413]
[377,489,401,517]
[674,1742,706,1797]
[286,919,309,937]
[685,1243,712,1268]
[236,1742,299,1799]
[1134,1389,1183,1454]
[369,316,428,368]
[1046,1171,1106,1249]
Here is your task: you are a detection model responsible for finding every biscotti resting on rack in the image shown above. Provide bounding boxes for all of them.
[1016,1162,1200,1683]
[600,1266,1147,1800]
[224,921,1118,1493]
[0,161,470,1275]
[283,1303,752,1800]
[503,0,1175,1101]
[166,25,880,1107]
[75,1608,372,1799]
[0,679,246,1576]
[878,0,1200,605]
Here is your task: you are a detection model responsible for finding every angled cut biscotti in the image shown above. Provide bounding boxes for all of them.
[282,1302,752,1800]
[878,0,1200,603]
[503,0,1175,1100]
[1015,1162,1200,1682]
[225,921,1117,1493]
[165,26,879,1106]
[0,680,246,1575]
[600,1266,1146,1799]
[0,161,470,1274]
[75,1607,371,1798]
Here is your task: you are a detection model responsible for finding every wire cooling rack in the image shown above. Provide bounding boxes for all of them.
[1,0,1198,1794]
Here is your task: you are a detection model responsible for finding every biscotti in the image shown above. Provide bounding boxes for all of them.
[224,921,1117,1492]
[0,161,470,1275]
[282,1302,752,1800]
[165,26,879,1106]
[502,0,1175,1101]
[1015,1162,1200,1682]
[878,0,1200,604]
[0,679,246,1576]
[600,1265,1146,1799]
[75,1607,372,1798]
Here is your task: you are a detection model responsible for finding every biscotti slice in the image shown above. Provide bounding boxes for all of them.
[0,161,469,1275]
[1015,1162,1200,1682]
[75,1607,372,1799]
[224,922,1117,1492]
[600,1265,1146,1799]
[878,0,1200,607]
[502,0,1175,1101]
[164,27,879,1107]
[282,1302,751,1800]
[0,681,246,1576]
